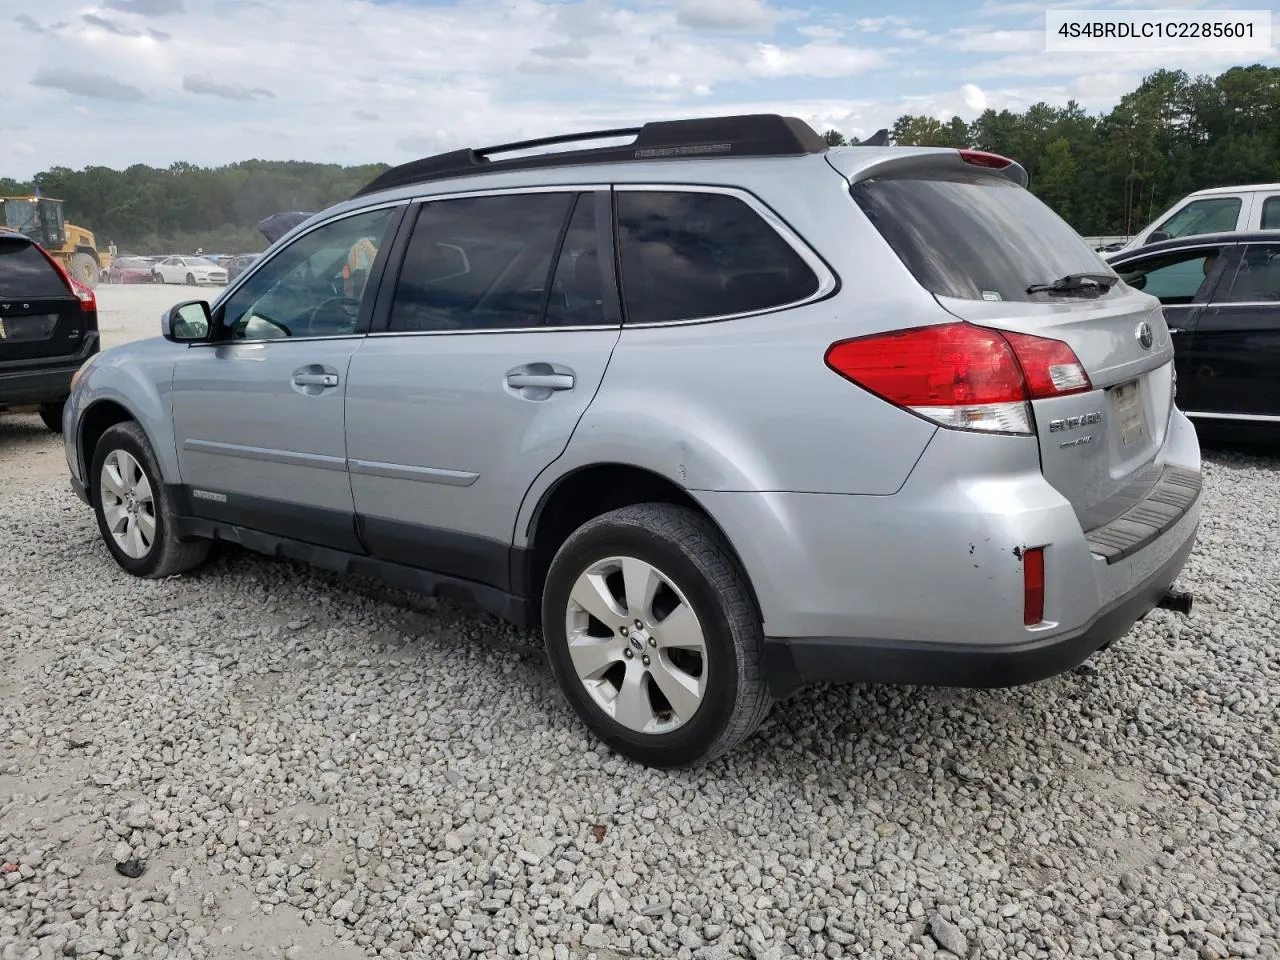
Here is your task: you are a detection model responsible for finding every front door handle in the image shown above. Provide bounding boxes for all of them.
[506,373,574,390]
[293,373,339,387]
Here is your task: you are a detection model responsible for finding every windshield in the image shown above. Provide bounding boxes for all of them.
[851,173,1120,303]
[185,257,218,268]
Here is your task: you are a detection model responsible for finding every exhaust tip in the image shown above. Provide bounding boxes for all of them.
[1157,588,1193,616]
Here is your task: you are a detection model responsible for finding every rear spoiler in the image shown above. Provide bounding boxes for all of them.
[829,147,1029,189]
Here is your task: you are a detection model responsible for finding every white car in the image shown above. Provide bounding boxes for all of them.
[151,256,228,286]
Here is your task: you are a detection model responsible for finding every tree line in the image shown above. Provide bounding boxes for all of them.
[2,65,1277,254]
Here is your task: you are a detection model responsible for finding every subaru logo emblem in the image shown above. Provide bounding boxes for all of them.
[1136,321,1153,350]
[629,635,644,652]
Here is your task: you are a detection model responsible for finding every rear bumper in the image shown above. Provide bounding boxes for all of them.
[762,514,1196,698]
[0,335,98,407]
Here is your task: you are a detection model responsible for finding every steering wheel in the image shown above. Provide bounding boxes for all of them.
[303,297,361,337]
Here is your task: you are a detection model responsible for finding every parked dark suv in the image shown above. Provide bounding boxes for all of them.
[0,229,99,432]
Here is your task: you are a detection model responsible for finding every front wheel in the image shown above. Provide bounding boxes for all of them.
[542,503,772,768]
[186,273,195,285]
[91,421,210,578]
[152,272,164,284]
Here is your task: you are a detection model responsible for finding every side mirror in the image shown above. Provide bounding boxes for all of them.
[1147,231,1171,244]
[162,300,213,343]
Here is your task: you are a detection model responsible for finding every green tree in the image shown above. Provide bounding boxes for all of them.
[823,129,848,147]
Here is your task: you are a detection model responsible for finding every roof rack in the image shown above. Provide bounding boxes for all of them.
[354,113,829,197]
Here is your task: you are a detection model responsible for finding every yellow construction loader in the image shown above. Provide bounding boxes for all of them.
[0,195,111,288]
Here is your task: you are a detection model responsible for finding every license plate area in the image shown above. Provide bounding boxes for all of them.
[0,313,58,343]
[1111,379,1146,448]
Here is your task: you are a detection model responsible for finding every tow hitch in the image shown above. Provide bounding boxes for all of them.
[1157,588,1193,616]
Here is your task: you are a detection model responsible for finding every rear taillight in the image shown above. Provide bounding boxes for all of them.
[824,322,1092,435]
[1023,547,1045,626]
[34,244,97,313]
[69,277,96,313]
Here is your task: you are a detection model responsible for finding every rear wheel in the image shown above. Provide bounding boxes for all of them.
[542,503,772,768]
[91,421,210,578]
[152,271,164,284]
[38,401,65,434]
[70,253,99,288]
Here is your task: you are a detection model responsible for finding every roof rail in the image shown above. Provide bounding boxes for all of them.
[354,113,828,197]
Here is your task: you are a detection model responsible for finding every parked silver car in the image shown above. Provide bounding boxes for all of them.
[63,115,1202,767]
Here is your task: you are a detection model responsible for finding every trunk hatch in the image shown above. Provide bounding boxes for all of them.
[846,158,1177,530]
[0,237,86,364]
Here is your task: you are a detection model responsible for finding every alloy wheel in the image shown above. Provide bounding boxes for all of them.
[99,449,156,559]
[564,556,707,734]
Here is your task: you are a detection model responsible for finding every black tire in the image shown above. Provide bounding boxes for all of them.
[38,400,65,433]
[91,421,210,578]
[152,272,163,284]
[185,273,195,285]
[542,503,772,768]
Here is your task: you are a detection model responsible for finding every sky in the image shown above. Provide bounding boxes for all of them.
[1,0,1277,178]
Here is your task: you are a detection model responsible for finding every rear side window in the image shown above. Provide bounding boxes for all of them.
[0,240,70,298]
[851,174,1114,304]
[1261,197,1280,231]
[616,191,819,325]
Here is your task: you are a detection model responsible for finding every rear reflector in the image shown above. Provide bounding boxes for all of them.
[1023,547,1045,626]
[824,322,1092,435]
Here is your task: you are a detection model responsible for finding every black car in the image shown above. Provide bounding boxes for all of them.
[0,229,100,432]
[1107,231,1280,436]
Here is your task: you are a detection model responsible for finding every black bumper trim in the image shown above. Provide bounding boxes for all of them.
[1084,465,1201,564]
[763,523,1197,700]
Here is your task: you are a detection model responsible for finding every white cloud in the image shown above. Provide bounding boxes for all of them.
[13,141,36,157]
[952,29,1041,53]
[797,24,843,40]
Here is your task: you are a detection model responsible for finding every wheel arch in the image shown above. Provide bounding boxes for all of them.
[518,462,763,625]
[77,399,139,505]
[72,245,101,265]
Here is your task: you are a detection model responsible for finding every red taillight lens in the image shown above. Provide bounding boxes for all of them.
[959,149,1013,169]
[825,322,1092,435]
[1002,331,1090,398]
[70,277,96,313]
[1023,547,1045,626]
[826,323,1026,407]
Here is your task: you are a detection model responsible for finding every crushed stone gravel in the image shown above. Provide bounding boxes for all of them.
[1,409,1278,960]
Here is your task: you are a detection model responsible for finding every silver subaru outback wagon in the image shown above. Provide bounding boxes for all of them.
[63,115,1201,768]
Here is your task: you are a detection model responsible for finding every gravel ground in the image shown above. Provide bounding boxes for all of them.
[2,286,1278,960]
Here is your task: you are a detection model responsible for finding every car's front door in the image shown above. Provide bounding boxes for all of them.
[343,190,621,591]
[169,204,405,551]
[1184,240,1280,421]
[1111,243,1236,411]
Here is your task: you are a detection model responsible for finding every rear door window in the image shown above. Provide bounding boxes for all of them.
[388,193,574,332]
[1153,197,1242,240]
[850,174,1115,303]
[615,190,819,324]
[0,239,71,298]
[1223,244,1280,303]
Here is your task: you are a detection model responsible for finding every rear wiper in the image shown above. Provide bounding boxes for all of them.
[1026,272,1119,295]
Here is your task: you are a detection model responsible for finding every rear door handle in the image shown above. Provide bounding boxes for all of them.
[506,373,574,390]
[293,373,339,387]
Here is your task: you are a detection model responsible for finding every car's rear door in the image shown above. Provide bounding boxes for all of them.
[1183,239,1280,421]
[343,189,621,592]
[0,237,89,371]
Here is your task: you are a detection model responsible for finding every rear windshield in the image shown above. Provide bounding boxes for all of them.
[0,240,70,298]
[850,174,1117,303]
